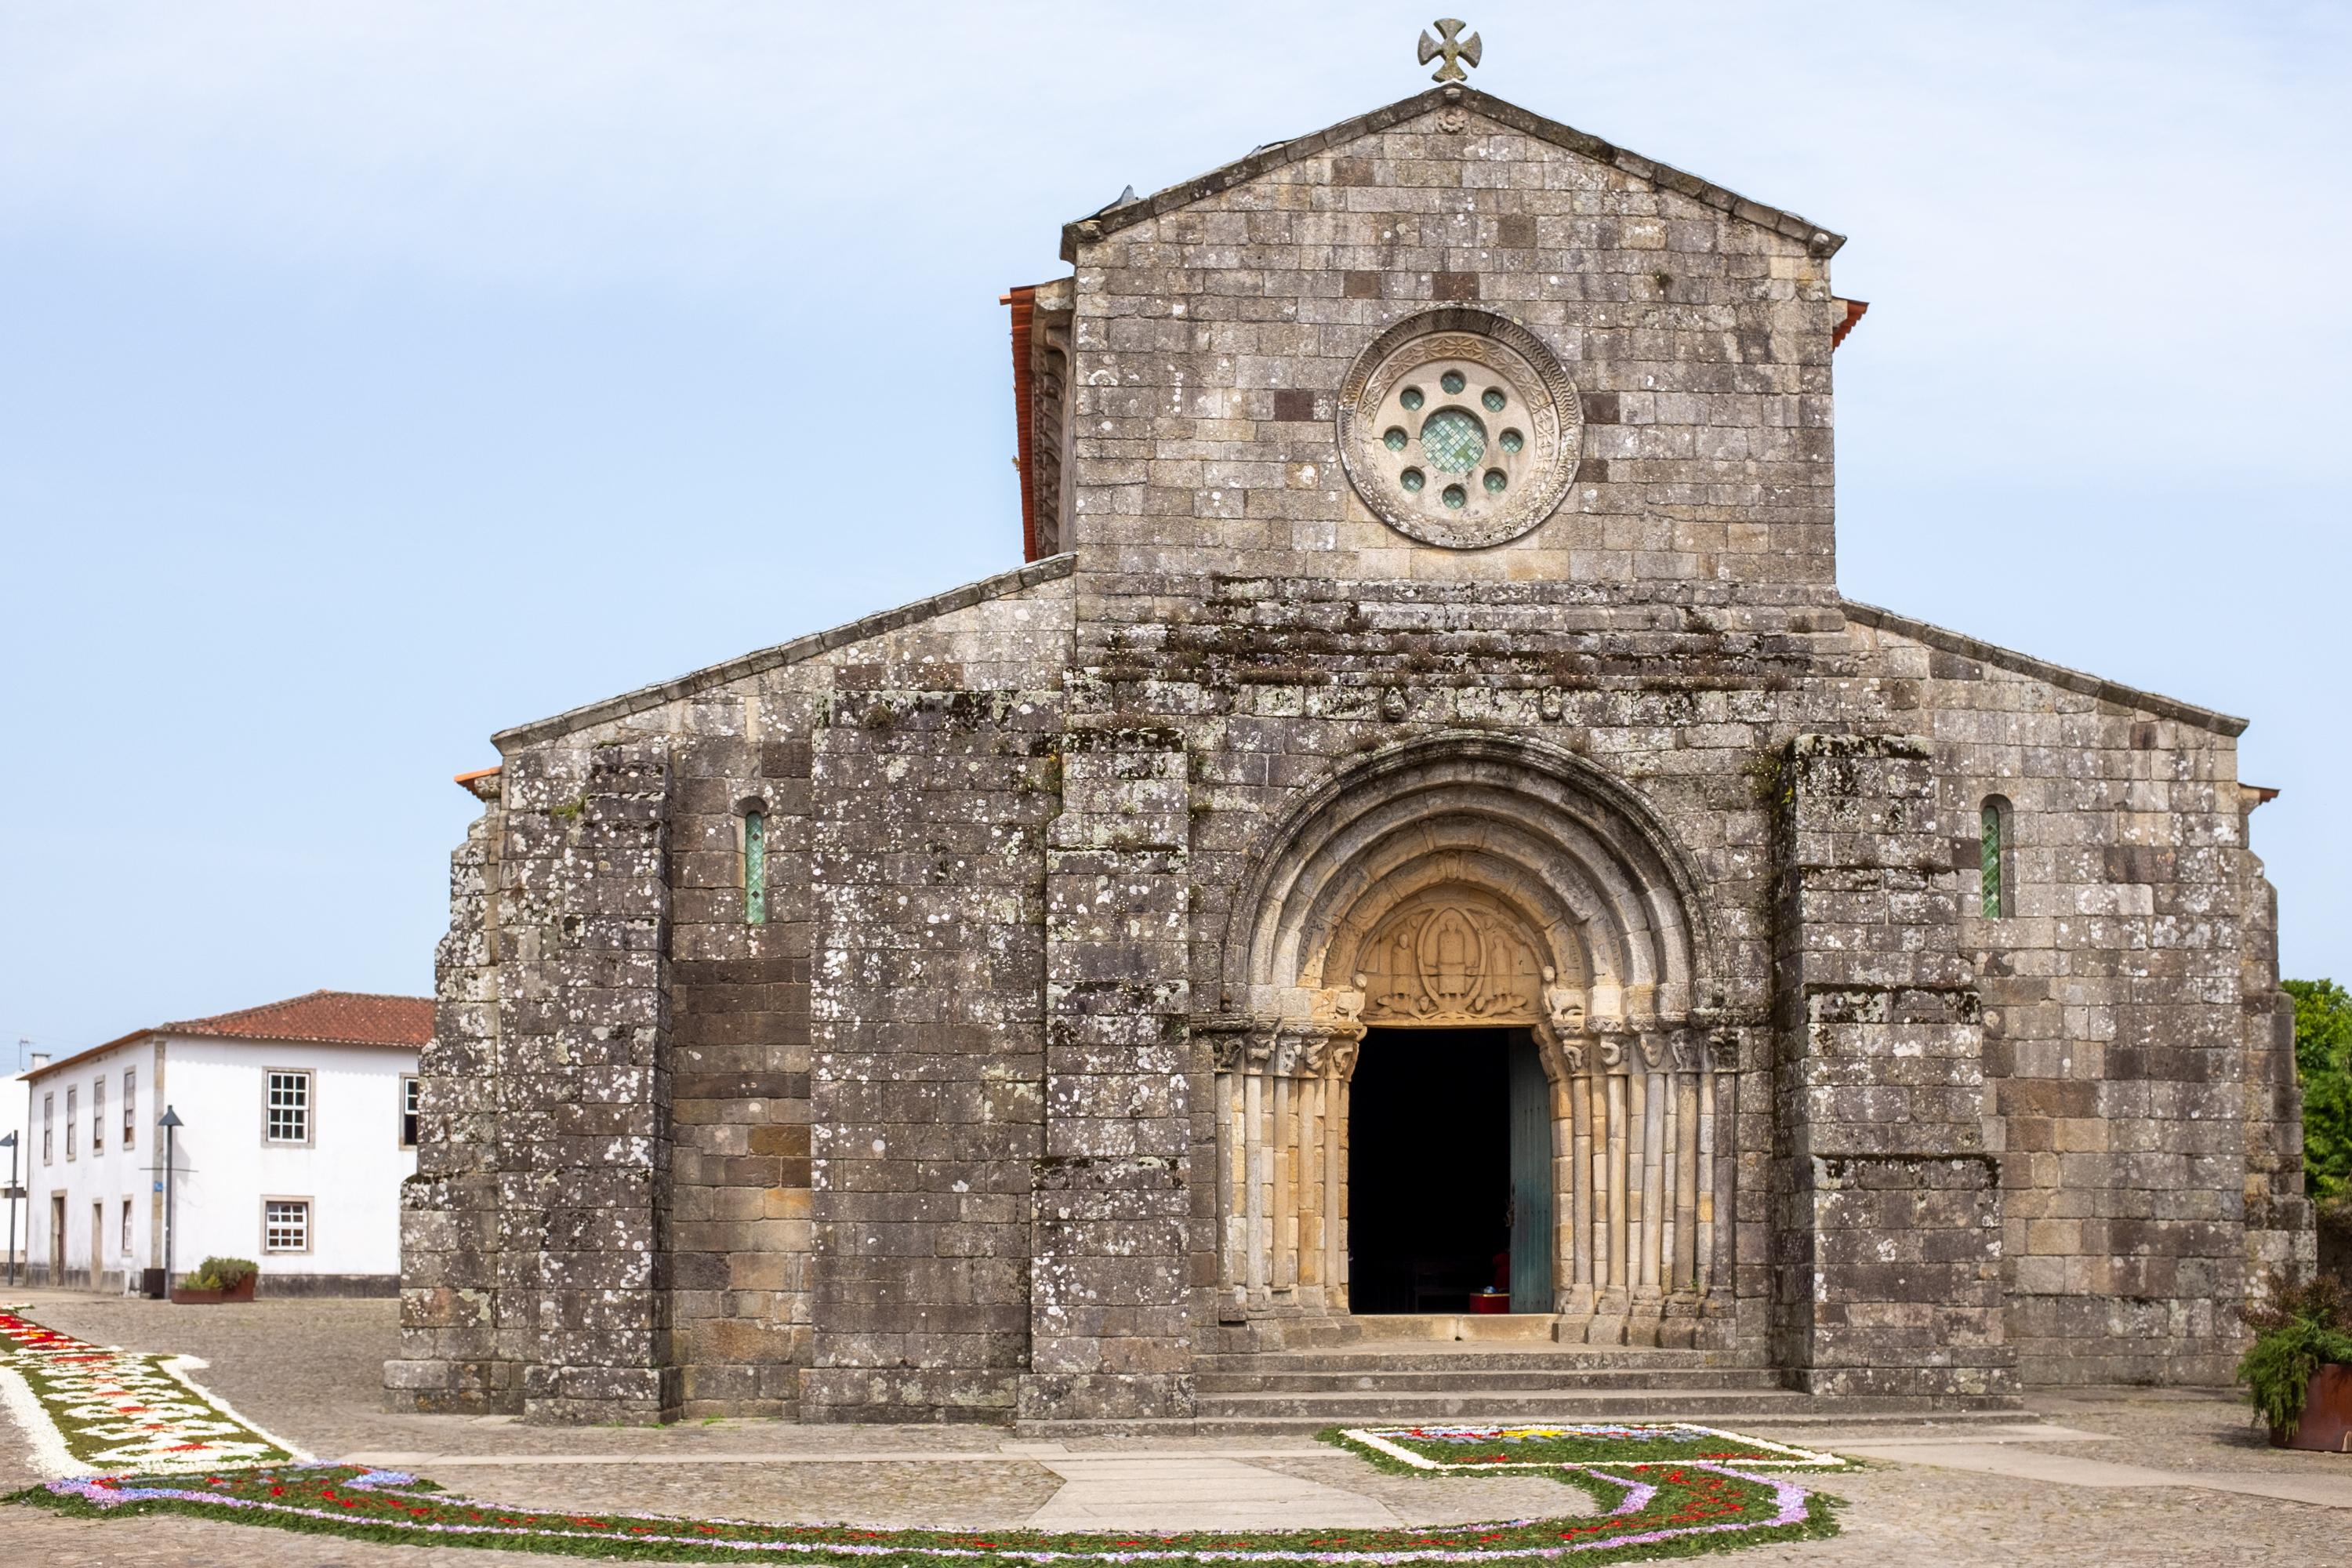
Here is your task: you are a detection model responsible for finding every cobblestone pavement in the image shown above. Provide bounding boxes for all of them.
[1,1290,2347,1565]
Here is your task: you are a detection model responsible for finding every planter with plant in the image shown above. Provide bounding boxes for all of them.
[2239,1273,2352,1451]
[170,1257,259,1305]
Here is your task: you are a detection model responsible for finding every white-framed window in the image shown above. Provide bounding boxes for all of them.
[65,1087,76,1160]
[120,1198,133,1255]
[399,1075,420,1149]
[92,1076,104,1154]
[122,1069,136,1149]
[264,1070,312,1145]
[262,1198,310,1254]
[42,1093,53,1164]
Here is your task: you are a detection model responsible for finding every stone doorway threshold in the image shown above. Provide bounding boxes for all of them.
[1258,1311,1676,1348]
[1322,1312,1568,1344]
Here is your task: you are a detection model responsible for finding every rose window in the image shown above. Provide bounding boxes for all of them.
[1338,310,1582,550]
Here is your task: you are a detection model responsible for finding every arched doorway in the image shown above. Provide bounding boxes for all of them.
[1207,734,1735,1346]
[1347,1023,1544,1316]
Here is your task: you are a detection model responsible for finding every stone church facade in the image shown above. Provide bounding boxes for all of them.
[390,79,2313,1425]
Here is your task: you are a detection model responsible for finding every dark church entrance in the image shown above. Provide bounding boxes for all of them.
[1348,1027,1553,1314]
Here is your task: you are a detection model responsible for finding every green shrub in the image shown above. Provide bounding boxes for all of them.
[2285,978,2352,1200]
[2238,1272,2352,1432]
[180,1256,260,1292]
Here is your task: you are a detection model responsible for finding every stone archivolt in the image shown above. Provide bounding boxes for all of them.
[1207,734,1732,1344]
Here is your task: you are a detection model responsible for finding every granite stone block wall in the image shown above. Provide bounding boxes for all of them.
[1769,733,2013,1397]
[1025,727,1196,1420]
[800,688,1062,1422]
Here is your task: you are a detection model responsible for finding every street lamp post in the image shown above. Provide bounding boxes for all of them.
[158,1107,183,1297]
[2,1131,18,1288]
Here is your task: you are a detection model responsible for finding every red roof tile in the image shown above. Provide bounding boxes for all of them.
[162,989,434,1048]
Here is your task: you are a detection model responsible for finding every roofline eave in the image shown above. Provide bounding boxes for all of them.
[1061,85,1844,263]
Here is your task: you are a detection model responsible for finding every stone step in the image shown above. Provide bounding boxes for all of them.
[1196,1348,1729,1374]
[1195,1366,1786,1394]
[1192,1388,1820,1420]
[1280,1313,1567,1345]
[1017,1392,2024,1437]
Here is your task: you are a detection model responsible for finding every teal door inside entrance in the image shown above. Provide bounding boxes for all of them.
[1508,1032,1555,1312]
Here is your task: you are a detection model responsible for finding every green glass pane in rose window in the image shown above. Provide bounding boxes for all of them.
[1483,388,1507,412]
[1419,409,1486,472]
[1399,387,1425,411]
[1442,485,1468,509]
[1440,370,1466,394]
[1400,467,1426,492]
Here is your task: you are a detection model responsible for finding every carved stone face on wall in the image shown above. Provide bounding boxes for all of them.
[1338,307,1583,550]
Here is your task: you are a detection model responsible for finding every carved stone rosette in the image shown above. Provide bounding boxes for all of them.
[1336,308,1582,550]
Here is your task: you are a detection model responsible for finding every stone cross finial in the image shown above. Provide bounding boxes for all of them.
[1417,18,1481,83]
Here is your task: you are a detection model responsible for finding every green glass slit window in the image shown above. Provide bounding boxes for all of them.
[744,810,768,926]
[1980,800,2005,919]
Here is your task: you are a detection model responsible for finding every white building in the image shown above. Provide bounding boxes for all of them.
[21,991,431,1295]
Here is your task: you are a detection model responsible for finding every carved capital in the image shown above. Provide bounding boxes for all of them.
[1669,1030,1700,1073]
[1270,1032,1306,1078]
[1327,1035,1361,1080]
[1308,982,1369,1042]
[1298,1033,1330,1074]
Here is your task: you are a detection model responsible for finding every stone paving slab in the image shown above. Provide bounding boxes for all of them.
[4,1290,2351,1565]
[1025,1455,1397,1530]
[1831,1440,2352,1509]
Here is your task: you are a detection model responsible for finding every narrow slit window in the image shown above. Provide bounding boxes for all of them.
[122,1069,135,1149]
[400,1075,420,1149]
[92,1076,104,1154]
[120,1199,132,1255]
[744,808,768,926]
[1980,796,2012,919]
[66,1087,76,1160]
[42,1093,53,1164]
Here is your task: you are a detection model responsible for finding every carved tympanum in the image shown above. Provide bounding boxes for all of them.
[1356,892,1548,1024]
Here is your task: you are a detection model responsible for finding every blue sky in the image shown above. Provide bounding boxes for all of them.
[4,2,2347,1063]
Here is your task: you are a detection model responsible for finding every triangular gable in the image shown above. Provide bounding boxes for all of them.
[1062,85,1844,263]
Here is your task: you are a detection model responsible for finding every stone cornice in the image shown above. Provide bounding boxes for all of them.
[1842,598,2249,738]
[492,554,1076,754]
[1062,85,1844,263]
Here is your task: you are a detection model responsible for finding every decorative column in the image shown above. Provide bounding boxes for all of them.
[1537,1003,1728,1348]
[1207,993,1365,1319]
